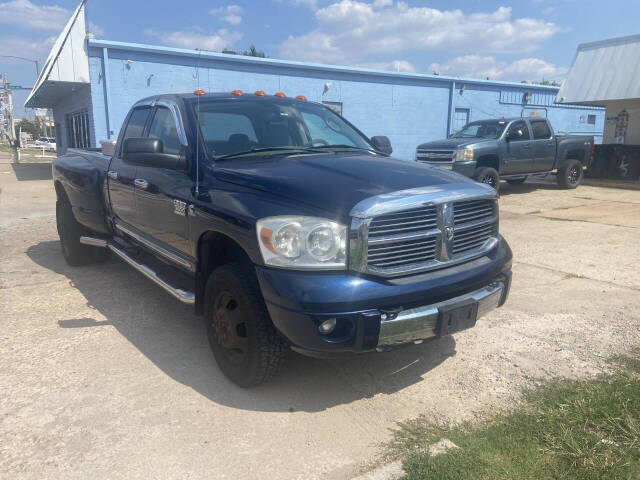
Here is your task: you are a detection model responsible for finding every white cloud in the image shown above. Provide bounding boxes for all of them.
[429,55,568,82]
[277,0,319,9]
[372,0,392,8]
[358,59,416,72]
[209,5,243,25]
[144,27,242,52]
[0,35,55,60]
[88,21,105,37]
[0,0,70,32]
[279,2,559,64]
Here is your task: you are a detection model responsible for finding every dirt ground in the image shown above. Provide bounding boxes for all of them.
[1,160,639,479]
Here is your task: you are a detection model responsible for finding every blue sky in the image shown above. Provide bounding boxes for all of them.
[2,0,638,118]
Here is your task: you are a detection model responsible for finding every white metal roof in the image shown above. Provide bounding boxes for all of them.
[24,0,89,108]
[556,34,640,106]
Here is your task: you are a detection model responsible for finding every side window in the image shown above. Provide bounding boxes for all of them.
[301,111,356,146]
[531,121,551,140]
[120,107,151,156]
[148,107,181,155]
[508,121,530,140]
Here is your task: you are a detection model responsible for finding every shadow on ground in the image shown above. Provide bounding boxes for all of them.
[499,179,561,196]
[11,162,52,181]
[27,240,455,413]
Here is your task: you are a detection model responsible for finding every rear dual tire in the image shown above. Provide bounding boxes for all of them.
[56,199,109,266]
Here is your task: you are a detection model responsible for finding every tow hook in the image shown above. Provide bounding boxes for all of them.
[379,306,403,321]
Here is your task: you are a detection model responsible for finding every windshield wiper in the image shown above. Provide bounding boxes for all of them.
[215,147,324,160]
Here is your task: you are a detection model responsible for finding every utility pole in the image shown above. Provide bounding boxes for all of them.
[3,74,15,143]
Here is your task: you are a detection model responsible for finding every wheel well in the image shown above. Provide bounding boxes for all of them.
[54,181,68,202]
[566,149,585,163]
[475,155,500,171]
[195,231,253,315]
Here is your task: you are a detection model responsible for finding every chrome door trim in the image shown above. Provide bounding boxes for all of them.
[115,221,195,272]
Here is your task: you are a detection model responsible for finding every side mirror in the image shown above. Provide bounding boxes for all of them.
[123,137,187,170]
[371,135,393,155]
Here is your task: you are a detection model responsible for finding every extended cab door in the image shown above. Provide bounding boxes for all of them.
[530,119,556,172]
[107,106,152,227]
[502,120,533,174]
[131,103,194,259]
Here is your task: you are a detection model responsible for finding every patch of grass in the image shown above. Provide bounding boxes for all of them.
[389,351,640,480]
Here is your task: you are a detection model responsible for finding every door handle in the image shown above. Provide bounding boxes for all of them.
[134,178,149,190]
[107,170,118,180]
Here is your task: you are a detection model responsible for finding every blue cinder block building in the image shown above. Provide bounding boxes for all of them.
[26,1,604,160]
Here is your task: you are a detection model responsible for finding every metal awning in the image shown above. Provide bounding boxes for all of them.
[25,0,89,108]
[556,34,640,106]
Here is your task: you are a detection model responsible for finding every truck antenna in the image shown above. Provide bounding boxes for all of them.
[194,49,201,196]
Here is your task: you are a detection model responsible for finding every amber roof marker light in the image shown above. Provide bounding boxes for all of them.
[254,90,266,96]
[231,89,243,96]
[194,89,206,96]
[274,92,286,98]
[296,95,307,101]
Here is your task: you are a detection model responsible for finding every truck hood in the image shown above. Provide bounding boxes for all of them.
[214,152,475,219]
[417,137,493,150]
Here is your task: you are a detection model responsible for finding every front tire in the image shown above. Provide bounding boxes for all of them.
[204,263,286,387]
[557,159,583,189]
[56,199,109,266]
[474,167,500,190]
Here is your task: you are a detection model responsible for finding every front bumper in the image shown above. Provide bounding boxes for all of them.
[418,160,477,178]
[256,235,512,356]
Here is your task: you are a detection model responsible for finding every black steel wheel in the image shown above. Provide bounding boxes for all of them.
[557,159,583,189]
[204,263,286,387]
[473,167,500,191]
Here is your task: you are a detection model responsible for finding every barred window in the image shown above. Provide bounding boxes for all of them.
[67,111,90,149]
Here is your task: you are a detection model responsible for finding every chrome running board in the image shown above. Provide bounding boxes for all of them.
[79,236,195,305]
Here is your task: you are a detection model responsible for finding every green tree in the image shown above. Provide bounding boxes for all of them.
[241,45,267,58]
[15,117,42,139]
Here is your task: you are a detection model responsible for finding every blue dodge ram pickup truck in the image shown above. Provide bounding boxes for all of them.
[53,91,512,386]
[416,117,594,190]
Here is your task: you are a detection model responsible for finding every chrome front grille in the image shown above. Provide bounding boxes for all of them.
[368,205,437,238]
[452,223,496,254]
[416,149,455,163]
[454,200,495,225]
[367,236,438,268]
[349,184,499,277]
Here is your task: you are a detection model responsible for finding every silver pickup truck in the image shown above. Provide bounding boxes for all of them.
[416,117,594,190]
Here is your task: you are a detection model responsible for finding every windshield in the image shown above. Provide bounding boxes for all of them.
[452,120,507,139]
[192,98,375,159]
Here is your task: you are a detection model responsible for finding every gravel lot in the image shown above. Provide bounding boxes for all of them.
[1,160,639,479]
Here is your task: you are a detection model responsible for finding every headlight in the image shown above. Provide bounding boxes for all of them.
[257,216,347,269]
[454,148,474,162]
